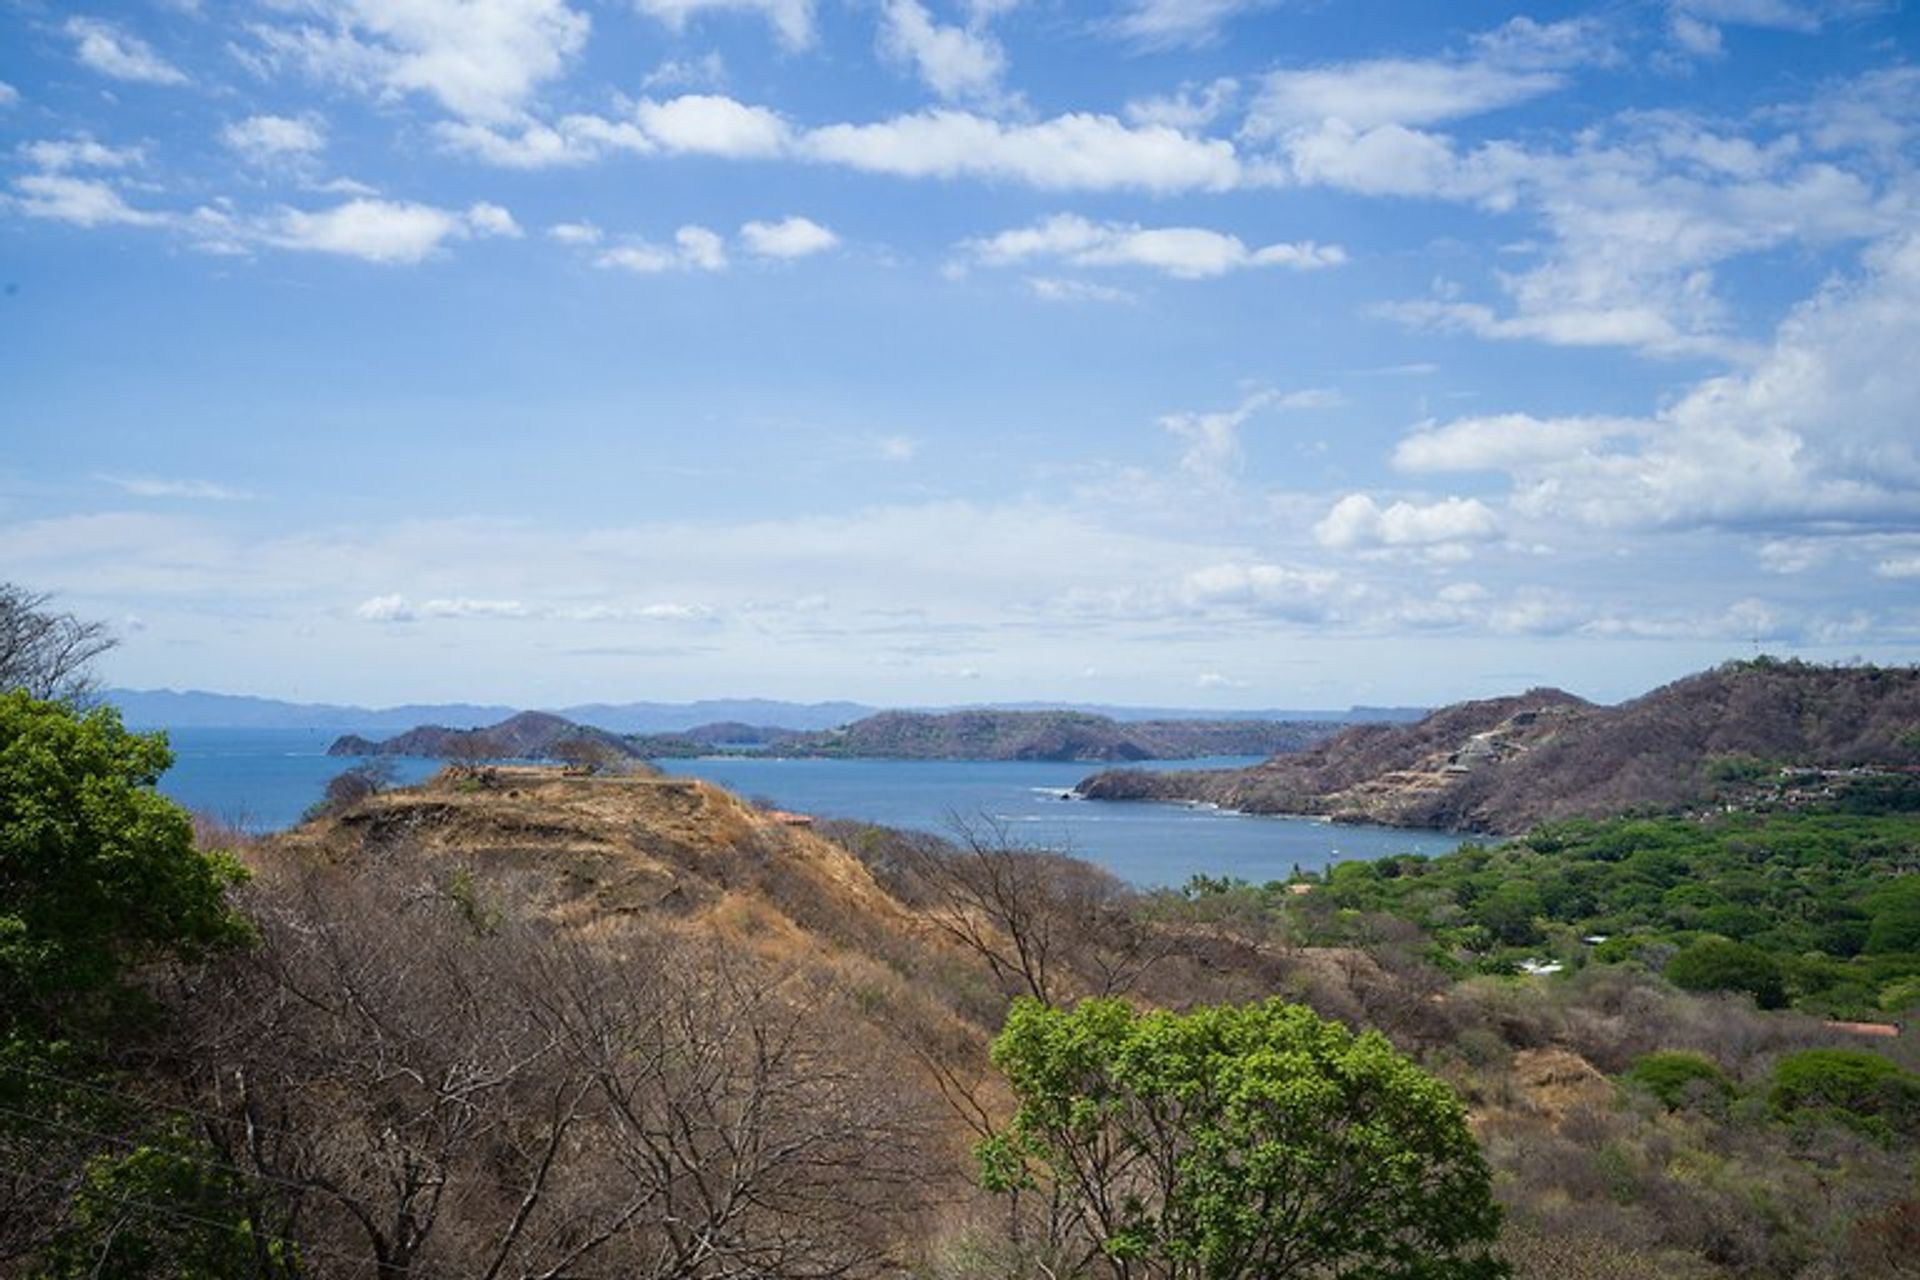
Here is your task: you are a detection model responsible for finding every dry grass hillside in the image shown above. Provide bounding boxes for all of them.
[98,760,1917,1279]
[1080,660,1920,833]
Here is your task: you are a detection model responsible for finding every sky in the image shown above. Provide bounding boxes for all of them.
[2,0,1917,711]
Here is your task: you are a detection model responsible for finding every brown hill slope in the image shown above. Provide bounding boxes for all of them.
[1078,660,1920,833]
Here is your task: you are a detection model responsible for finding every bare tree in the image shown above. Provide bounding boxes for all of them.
[904,818,1169,1007]
[170,853,934,1279]
[0,584,115,703]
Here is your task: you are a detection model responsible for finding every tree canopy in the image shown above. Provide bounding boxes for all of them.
[0,585,115,705]
[0,691,250,1045]
[982,996,1507,1280]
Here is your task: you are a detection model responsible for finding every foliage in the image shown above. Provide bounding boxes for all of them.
[0,692,251,1045]
[982,996,1507,1280]
[1769,1049,1920,1140]
[1622,1051,1734,1110]
[1665,938,1787,1008]
[1167,812,1920,1017]
[35,1135,296,1279]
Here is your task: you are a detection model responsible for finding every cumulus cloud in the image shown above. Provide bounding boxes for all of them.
[963,213,1342,278]
[802,110,1240,193]
[547,220,602,244]
[19,138,144,171]
[66,17,189,85]
[9,174,164,228]
[0,82,18,108]
[443,95,1242,194]
[267,198,521,263]
[1394,230,1920,532]
[594,225,730,273]
[223,114,327,164]
[1313,493,1501,550]
[878,0,1008,104]
[740,216,838,258]
[635,94,790,157]
[1125,78,1238,130]
[248,0,589,123]
[631,0,816,49]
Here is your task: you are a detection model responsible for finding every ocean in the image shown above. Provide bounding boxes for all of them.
[153,728,1473,888]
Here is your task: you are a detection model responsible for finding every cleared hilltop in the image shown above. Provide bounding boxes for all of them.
[333,707,1343,762]
[1079,659,1920,833]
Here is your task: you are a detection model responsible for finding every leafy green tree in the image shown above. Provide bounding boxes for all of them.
[981,996,1507,1280]
[0,692,251,1044]
[0,692,256,1274]
[1664,937,1787,1008]
[1770,1049,1920,1140]
[1623,1051,1734,1110]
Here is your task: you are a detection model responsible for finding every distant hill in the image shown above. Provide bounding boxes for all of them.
[331,711,647,763]
[107,687,1424,733]
[1078,660,1920,834]
[767,710,1342,761]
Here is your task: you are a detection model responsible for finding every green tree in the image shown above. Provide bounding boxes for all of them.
[0,692,251,1043]
[981,997,1507,1280]
[1664,937,1787,1008]
[0,692,257,1274]
[1623,1051,1734,1110]
[1770,1049,1920,1140]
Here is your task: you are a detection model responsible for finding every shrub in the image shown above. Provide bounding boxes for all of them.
[1623,1051,1734,1110]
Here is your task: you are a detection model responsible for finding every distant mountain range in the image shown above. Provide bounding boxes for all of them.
[1078,659,1920,834]
[331,708,1350,763]
[105,687,1426,734]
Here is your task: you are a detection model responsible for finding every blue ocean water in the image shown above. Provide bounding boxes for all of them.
[151,730,1474,887]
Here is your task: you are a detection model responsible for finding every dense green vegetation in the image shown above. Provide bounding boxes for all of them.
[982,997,1506,1280]
[1178,811,1920,1018]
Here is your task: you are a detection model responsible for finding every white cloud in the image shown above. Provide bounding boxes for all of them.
[66,17,189,85]
[97,475,253,501]
[802,110,1239,193]
[1395,230,1920,532]
[10,175,163,228]
[594,224,730,273]
[356,593,415,622]
[964,213,1342,278]
[1124,78,1238,130]
[636,95,791,157]
[267,198,516,263]
[249,0,589,123]
[878,0,1007,104]
[1877,556,1920,579]
[1158,388,1339,480]
[643,52,728,91]
[547,220,602,244]
[0,82,18,108]
[437,115,652,168]
[20,138,144,171]
[1195,670,1248,689]
[465,201,522,238]
[1246,61,1565,139]
[631,0,815,49]
[740,216,838,258]
[223,114,327,164]
[1394,414,1643,473]
[1025,276,1137,304]
[1313,494,1501,550]
[1110,0,1275,48]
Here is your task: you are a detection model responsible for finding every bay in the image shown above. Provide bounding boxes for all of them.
[655,756,1469,887]
[149,729,1473,887]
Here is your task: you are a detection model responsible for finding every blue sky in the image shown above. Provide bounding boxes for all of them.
[2,0,1917,709]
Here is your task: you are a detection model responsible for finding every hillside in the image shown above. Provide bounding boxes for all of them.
[1079,660,1920,833]
[329,709,648,762]
[768,708,1341,760]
